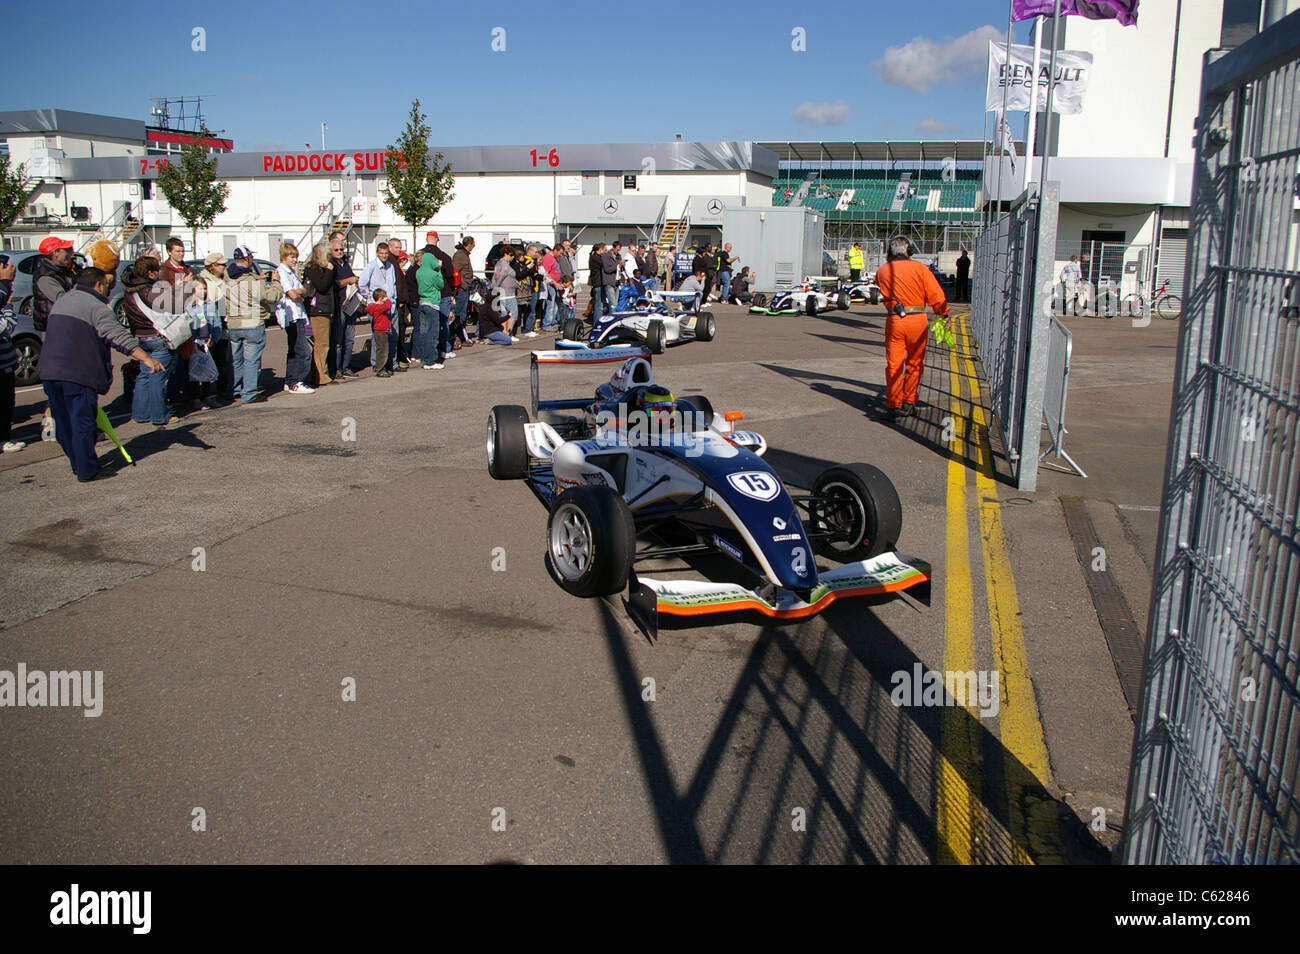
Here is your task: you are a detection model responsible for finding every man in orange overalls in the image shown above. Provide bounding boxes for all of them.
[874,236,950,422]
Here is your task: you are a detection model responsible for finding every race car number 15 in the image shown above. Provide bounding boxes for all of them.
[728,471,781,501]
[530,148,560,168]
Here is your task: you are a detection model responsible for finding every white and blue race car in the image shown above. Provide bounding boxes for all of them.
[559,290,714,353]
[486,349,930,634]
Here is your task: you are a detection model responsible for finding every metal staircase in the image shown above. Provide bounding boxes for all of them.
[76,201,142,255]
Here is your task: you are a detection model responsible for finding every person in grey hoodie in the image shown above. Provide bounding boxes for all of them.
[39,268,163,480]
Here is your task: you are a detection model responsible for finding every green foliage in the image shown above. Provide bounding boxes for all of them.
[155,123,231,246]
[382,100,455,246]
[0,153,33,244]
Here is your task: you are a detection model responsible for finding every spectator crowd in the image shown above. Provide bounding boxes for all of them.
[0,229,755,481]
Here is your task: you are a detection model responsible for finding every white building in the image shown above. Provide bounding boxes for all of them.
[984,0,1300,296]
[0,109,776,269]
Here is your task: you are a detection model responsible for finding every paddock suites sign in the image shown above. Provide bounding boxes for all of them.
[61,141,780,182]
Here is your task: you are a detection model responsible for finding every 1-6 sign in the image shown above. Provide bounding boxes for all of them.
[530,148,559,168]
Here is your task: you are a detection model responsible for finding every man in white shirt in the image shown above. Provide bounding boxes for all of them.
[1060,255,1083,316]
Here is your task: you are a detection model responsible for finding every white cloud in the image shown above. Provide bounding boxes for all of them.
[876,25,1002,93]
[915,117,958,134]
[792,99,851,127]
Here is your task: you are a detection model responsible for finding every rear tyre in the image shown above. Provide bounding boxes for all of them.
[837,291,851,311]
[1158,294,1182,320]
[694,312,716,342]
[546,485,636,598]
[752,293,768,307]
[646,318,666,354]
[487,404,530,479]
[805,295,819,317]
[869,288,880,305]
[808,463,903,562]
[562,317,583,341]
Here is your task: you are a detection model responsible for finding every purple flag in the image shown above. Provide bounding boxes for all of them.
[1012,0,1139,26]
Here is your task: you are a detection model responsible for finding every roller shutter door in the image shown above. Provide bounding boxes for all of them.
[1157,230,1187,297]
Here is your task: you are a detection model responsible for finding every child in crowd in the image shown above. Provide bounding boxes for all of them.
[559,277,575,325]
[366,289,393,378]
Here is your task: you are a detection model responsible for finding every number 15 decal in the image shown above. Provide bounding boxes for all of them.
[727,471,780,501]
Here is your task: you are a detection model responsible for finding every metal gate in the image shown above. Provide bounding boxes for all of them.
[1123,10,1300,865]
[970,181,1058,491]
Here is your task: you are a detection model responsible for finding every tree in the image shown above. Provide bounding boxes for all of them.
[382,100,455,249]
[155,123,230,251]
[0,153,34,249]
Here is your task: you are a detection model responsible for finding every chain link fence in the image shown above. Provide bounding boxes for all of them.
[1122,10,1300,864]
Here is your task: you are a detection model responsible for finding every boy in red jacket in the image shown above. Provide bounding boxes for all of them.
[366,290,394,378]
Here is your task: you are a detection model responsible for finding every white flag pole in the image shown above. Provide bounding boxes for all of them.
[1041,0,1063,190]
[1024,14,1043,190]
[992,0,1014,222]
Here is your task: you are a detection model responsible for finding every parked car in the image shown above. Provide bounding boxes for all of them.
[7,249,88,316]
[7,310,42,388]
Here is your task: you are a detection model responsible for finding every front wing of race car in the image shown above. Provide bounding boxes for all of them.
[627,552,931,636]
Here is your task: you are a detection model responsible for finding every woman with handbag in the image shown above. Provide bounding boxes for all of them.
[122,255,179,426]
[303,241,335,386]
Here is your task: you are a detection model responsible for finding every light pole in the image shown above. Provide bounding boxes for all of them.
[321,123,327,150]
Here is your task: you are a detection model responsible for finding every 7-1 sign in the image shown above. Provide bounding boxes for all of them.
[530,148,559,168]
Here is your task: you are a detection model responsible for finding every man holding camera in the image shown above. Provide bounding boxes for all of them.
[874,236,949,423]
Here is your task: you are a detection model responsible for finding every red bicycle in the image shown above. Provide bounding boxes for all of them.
[1124,279,1183,320]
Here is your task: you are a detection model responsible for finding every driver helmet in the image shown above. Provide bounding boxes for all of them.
[630,385,675,413]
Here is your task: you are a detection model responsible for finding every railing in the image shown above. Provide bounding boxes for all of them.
[295,198,336,254]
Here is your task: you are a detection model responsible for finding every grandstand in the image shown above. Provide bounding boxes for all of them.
[758,140,1023,270]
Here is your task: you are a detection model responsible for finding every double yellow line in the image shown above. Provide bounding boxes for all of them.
[936,313,1063,864]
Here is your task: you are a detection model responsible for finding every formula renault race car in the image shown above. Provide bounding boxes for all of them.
[486,349,930,634]
[559,291,715,353]
[749,276,852,316]
[842,278,882,305]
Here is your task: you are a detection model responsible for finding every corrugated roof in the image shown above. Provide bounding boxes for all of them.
[757,140,1023,163]
[0,109,146,142]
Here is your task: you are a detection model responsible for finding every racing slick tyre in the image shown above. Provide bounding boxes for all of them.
[679,394,714,430]
[752,293,768,307]
[808,463,903,562]
[837,291,851,311]
[562,317,583,342]
[805,296,819,318]
[646,318,667,354]
[546,485,636,598]
[694,312,716,342]
[487,404,530,480]
[869,289,880,305]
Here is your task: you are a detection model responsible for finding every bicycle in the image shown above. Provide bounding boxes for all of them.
[1124,279,1183,321]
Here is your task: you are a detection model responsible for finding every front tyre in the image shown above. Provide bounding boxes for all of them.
[546,485,636,598]
[809,463,903,561]
[487,404,530,479]
[837,291,851,311]
[646,318,666,354]
[752,293,768,307]
[805,295,819,318]
[694,312,716,342]
[562,317,583,341]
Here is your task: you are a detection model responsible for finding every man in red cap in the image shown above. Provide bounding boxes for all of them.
[33,236,78,333]
[421,230,457,364]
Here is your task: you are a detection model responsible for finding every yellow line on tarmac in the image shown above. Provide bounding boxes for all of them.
[955,314,1064,864]
[936,340,983,864]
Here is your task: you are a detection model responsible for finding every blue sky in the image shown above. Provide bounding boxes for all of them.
[0,0,1037,150]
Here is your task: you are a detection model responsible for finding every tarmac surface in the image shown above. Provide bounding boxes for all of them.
[0,301,1177,863]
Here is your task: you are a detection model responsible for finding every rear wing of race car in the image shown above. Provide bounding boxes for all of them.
[529,347,652,416]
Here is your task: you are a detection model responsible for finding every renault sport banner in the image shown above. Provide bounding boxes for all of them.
[1012,0,1139,26]
[986,42,1094,114]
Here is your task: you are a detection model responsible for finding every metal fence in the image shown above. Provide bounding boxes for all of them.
[1123,10,1300,864]
[970,181,1059,491]
[1040,316,1086,477]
